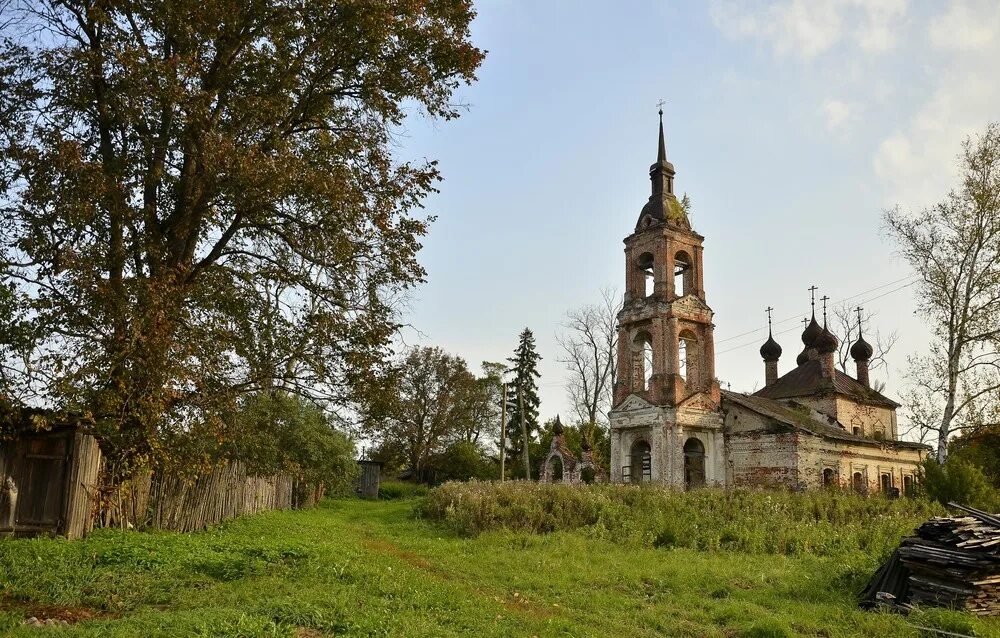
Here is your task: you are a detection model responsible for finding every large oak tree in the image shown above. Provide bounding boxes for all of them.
[0,0,484,473]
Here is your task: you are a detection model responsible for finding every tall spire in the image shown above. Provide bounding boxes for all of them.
[657,106,666,163]
[636,103,687,231]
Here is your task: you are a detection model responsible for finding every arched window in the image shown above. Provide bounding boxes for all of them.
[637,252,655,298]
[678,329,697,384]
[852,471,865,493]
[633,332,654,392]
[629,439,651,483]
[683,437,706,489]
[643,340,654,391]
[674,250,693,297]
[880,473,892,493]
[822,468,836,488]
[903,475,914,497]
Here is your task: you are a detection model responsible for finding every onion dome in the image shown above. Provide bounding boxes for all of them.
[801,316,823,347]
[759,333,782,362]
[850,335,874,362]
[815,326,839,354]
[796,348,809,366]
[552,415,564,435]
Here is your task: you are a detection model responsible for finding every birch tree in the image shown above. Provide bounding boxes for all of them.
[886,123,1000,462]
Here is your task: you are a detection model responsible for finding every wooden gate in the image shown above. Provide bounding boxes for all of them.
[12,431,72,533]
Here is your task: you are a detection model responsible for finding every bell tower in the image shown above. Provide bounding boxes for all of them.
[609,109,723,488]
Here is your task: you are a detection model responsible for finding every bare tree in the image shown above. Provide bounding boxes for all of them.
[557,288,621,428]
[831,303,898,393]
[885,123,1000,462]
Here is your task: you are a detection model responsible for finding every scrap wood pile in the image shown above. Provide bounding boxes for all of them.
[861,503,1000,616]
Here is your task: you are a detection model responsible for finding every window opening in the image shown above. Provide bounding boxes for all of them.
[683,438,706,489]
[822,468,836,487]
[853,471,865,493]
[643,340,653,391]
[674,251,692,297]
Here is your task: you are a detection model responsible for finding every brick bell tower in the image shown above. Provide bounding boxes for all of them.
[608,109,724,488]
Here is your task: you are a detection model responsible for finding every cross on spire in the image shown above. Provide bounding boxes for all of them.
[855,306,864,334]
[820,295,830,324]
[765,306,774,334]
[808,286,818,316]
[656,101,667,163]
[802,317,809,328]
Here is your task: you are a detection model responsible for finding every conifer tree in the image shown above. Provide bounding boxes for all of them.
[506,328,541,479]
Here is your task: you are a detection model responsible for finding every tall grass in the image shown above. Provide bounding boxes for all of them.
[417,481,944,558]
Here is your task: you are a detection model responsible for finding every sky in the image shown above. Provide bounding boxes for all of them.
[393,0,1000,431]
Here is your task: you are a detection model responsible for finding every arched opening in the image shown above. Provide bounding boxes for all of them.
[852,471,865,493]
[822,468,836,488]
[637,252,655,298]
[633,332,654,392]
[629,439,651,484]
[581,466,596,484]
[903,475,914,497]
[674,250,693,297]
[683,437,706,489]
[678,329,697,385]
[549,455,563,482]
[643,341,653,390]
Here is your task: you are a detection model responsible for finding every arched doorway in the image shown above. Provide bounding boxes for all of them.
[549,456,563,482]
[683,437,705,489]
[629,440,651,483]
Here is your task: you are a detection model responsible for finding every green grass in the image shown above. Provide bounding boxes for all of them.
[0,495,997,637]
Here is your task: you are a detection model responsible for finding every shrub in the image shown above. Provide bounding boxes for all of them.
[417,481,942,558]
[920,457,1000,512]
[378,480,428,500]
[226,392,358,495]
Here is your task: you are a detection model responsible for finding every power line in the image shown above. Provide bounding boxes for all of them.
[714,275,919,345]
[715,280,918,356]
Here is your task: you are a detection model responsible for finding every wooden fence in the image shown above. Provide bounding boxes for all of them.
[99,461,316,533]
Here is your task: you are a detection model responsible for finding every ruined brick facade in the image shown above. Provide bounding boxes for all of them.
[608,114,928,491]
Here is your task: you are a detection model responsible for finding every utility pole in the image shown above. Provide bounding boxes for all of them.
[499,383,507,482]
[519,382,530,480]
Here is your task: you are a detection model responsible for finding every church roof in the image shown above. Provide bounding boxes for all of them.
[721,390,927,450]
[752,359,900,408]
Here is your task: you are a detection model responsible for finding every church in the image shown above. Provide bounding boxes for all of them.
[606,113,928,493]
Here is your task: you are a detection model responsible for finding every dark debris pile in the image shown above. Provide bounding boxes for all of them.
[861,503,1000,616]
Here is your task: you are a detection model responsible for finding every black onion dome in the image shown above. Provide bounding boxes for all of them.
[759,334,782,362]
[802,316,823,347]
[796,348,809,366]
[815,326,839,354]
[850,335,874,361]
[552,415,564,435]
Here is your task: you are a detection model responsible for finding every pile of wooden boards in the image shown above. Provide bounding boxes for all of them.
[861,503,1000,616]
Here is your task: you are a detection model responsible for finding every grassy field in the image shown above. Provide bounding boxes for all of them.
[0,494,998,637]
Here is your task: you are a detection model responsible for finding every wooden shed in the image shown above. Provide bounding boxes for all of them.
[0,411,102,540]
[356,459,382,499]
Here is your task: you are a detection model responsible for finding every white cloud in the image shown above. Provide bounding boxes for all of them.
[928,1,1000,51]
[873,1,1000,208]
[710,0,908,58]
[819,99,860,132]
